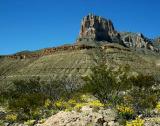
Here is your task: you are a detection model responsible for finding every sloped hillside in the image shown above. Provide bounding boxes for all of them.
[0,13,160,85]
[0,43,160,85]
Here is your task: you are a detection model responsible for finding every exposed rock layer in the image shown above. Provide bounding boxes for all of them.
[120,32,154,50]
[77,14,159,52]
[77,14,121,43]
[154,37,160,51]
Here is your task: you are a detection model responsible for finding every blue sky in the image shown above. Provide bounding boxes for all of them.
[0,0,160,54]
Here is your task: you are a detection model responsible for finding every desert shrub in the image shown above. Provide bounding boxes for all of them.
[89,100,104,108]
[81,62,160,122]
[156,102,160,112]
[5,113,17,123]
[130,74,156,88]
[74,103,85,112]
[126,117,144,126]
[80,94,91,102]
[1,77,80,121]
[54,94,104,112]
[54,100,68,110]
[83,63,159,115]
[88,100,104,112]
[41,109,58,119]
[8,92,45,119]
[82,64,131,105]
[129,74,159,114]
[117,105,134,119]
[54,98,80,111]
[7,78,46,112]
[30,108,43,120]
[40,76,81,101]
[24,119,36,126]
[0,120,4,125]
[44,99,52,109]
[67,99,77,107]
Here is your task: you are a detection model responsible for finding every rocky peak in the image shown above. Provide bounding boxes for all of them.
[153,37,160,51]
[76,14,159,52]
[120,32,155,50]
[77,13,120,43]
[154,37,160,45]
[120,32,146,47]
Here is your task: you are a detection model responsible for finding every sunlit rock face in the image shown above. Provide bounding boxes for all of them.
[77,13,121,43]
[120,32,154,50]
[76,14,158,52]
[154,37,160,48]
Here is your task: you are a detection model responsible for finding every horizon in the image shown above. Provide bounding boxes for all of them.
[0,0,160,55]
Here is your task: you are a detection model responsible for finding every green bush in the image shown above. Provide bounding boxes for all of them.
[156,102,160,112]
[126,117,144,126]
[116,105,134,119]
[129,74,159,113]
[54,94,105,112]
[0,77,79,122]
[5,113,17,123]
[44,99,52,109]
[82,64,131,105]
[8,92,45,119]
[0,120,4,126]
[74,103,85,112]
[24,119,36,126]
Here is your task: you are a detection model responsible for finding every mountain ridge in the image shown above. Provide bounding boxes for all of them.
[1,14,159,58]
[0,14,160,84]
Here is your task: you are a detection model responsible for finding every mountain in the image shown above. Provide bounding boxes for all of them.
[77,13,121,43]
[76,14,158,51]
[153,37,160,49]
[0,14,160,85]
[120,32,154,50]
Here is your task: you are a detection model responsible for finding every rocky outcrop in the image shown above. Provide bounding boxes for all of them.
[77,13,121,43]
[38,106,160,126]
[153,37,160,52]
[2,14,160,60]
[5,44,131,60]
[38,107,118,126]
[5,44,96,59]
[77,14,159,52]
[120,32,154,50]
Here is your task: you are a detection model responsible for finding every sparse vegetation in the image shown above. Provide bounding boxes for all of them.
[0,77,80,124]
[0,47,160,125]
[82,64,130,104]
[156,102,160,112]
[0,63,159,125]
[126,117,144,126]
[5,113,18,123]
[117,105,134,120]
[82,63,160,124]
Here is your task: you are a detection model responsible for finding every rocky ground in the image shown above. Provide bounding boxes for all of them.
[37,106,119,126]
[36,106,160,126]
[1,100,160,126]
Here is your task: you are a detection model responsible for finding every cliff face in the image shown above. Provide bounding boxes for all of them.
[77,14,121,43]
[154,37,160,48]
[77,14,158,52]
[120,32,154,50]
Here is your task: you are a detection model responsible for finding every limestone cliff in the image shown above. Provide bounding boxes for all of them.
[120,32,154,50]
[77,13,121,43]
[77,14,158,52]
